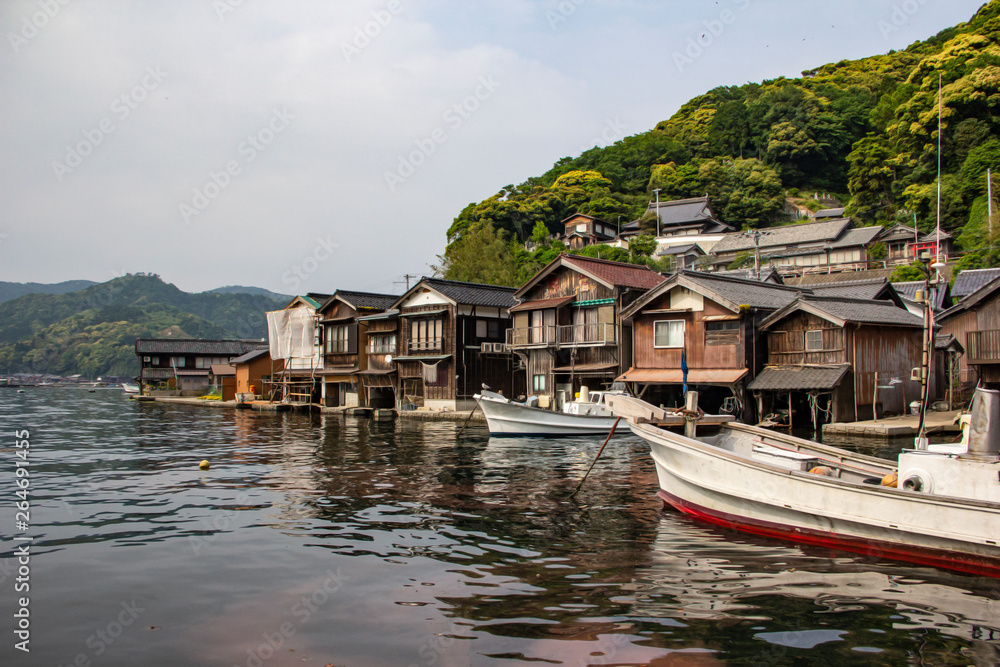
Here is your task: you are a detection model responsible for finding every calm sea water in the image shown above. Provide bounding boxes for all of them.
[1,388,999,666]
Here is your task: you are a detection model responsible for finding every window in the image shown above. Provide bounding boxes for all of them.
[410,318,443,351]
[653,320,684,348]
[705,321,740,346]
[476,320,487,338]
[171,356,186,368]
[326,324,349,354]
[488,320,498,339]
[576,223,587,232]
[196,356,229,368]
[150,356,160,366]
[533,374,546,392]
[367,334,396,355]
[805,329,824,352]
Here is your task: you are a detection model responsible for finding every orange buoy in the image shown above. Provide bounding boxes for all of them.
[881,472,898,487]
[809,466,834,476]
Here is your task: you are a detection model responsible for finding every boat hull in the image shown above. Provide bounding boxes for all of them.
[630,419,1000,578]
[476,394,619,436]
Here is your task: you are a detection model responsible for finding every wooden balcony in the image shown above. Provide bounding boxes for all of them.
[507,324,616,349]
[408,338,443,354]
[967,329,1000,365]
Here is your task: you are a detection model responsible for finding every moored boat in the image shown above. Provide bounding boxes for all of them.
[121,381,140,394]
[605,389,1000,578]
[474,388,623,436]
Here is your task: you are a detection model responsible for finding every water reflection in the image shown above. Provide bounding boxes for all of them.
[2,389,999,666]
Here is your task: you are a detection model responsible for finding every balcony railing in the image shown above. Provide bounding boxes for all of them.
[967,329,1000,365]
[408,338,443,353]
[507,324,616,348]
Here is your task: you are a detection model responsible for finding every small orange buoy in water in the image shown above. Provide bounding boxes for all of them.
[809,466,834,476]
[881,472,897,487]
[199,460,210,470]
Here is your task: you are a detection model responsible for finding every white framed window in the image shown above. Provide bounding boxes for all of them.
[326,324,349,354]
[366,334,396,354]
[805,329,824,352]
[533,374,546,391]
[653,320,685,348]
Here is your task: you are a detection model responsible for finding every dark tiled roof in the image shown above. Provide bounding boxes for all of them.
[714,267,783,284]
[878,223,919,243]
[919,229,953,243]
[646,196,721,226]
[748,364,850,391]
[657,243,703,256]
[230,348,269,364]
[939,274,1000,321]
[419,278,518,308]
[891,280,949,311]
[711,219,852,254]
[935,334,963,352]
[769,296,923,328]
[135,339,267,355]
[332,290,398,311]
[809,278,890,301]
[951,268,1000,299]
[680,271,805,310]
[814,208,845,219]
[140,368,176,380]
[785,268,897,287]
[563,254,666,290]
[356,309,399,321]
[828,225,882,248]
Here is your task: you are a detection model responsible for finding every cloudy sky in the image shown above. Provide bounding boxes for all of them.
[0,0,986,296]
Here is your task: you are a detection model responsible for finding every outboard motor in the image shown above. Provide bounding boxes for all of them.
[968,388,1000,457]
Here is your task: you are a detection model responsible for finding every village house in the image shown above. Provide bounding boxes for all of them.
[265,293,329,404]
[392,277,522,411]
[316,290,398,408]
[617,270,805,422]
[507,253,665,409]
[938,274,1000,392]
[230,348,282,401]
[135,338,267,396]
[877,223,921,263]
[620,195,734,258]
[558,213,620,250]
[708,218,882,276]
[749,295,925,427]
[356,308,400,409]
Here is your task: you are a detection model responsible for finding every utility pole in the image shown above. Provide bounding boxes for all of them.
[989,167,994,238]
[653,188,661,237]
[395,274,418,291]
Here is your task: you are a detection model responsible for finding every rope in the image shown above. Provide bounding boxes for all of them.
[568,417,622,499]
[456,396,482,437]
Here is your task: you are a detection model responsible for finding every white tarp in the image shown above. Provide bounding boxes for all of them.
[266,308,315,360]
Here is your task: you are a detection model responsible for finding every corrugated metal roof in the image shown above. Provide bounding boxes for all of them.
[951,268,1000,299]
[135,339,267,356]
[617,368,748,384]
[747,364,850,391]
[711,218,852,254]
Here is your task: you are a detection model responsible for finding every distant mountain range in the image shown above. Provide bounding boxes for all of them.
[0,279,290,305]
[0,274,288,378]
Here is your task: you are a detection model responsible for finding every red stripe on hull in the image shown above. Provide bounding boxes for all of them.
[656,489,1000,579]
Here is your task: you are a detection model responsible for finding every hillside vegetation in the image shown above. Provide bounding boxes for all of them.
[439,1,1000,284]
[0,274,284,377]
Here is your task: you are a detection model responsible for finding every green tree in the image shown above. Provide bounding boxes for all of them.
[628,234,657,259]
[433,222,522,286]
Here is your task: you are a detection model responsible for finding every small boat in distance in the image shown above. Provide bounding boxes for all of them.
[121,382,140,395]
[474,387,624,436]
[604,389,1000,578]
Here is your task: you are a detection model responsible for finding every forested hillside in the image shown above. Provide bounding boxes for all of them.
[0,274,284,377]
[439,1,1000,284]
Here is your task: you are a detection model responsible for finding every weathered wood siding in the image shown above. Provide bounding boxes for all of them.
[766,313,846,366]
[940,310,979,385]
[631,294,742,370]
[522,272,614,303]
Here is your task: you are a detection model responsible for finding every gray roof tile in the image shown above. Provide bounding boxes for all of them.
[951,268,1000,299]
[679,270,805,310]
[711,218,853,254]
[135,339,267,356]
[419,278,518,308]
[748,364,850,391]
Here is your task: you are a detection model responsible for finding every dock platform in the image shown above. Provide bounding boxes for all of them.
[823,410,962,438]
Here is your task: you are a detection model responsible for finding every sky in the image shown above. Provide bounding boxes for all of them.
[0,0,987,296]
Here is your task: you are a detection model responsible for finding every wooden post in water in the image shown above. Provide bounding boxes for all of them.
[684,390,699,439]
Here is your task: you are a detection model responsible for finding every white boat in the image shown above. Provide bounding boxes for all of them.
[121,382,140,394]
[604,389,1000,578]
[474,388,625,436]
